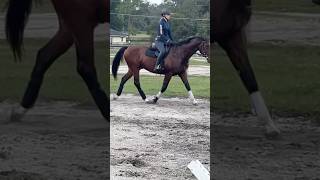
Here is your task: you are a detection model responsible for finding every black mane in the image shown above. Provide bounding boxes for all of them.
[174,36,206,46]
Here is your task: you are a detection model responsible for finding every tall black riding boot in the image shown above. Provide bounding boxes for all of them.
[154,53,165,72]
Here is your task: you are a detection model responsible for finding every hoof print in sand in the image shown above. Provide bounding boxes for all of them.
[117,157,148,168]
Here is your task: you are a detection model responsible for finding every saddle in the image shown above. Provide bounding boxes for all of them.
[145,43,170,58]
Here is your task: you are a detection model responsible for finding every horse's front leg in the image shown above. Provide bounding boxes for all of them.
[218,30,280,138]
[179,71,197,105]
[149,73,173,104]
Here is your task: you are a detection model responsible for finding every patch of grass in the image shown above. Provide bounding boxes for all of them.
[0,39,108,104]
[110,75,210,99]
[254,0,320,13]
[189,59,209,66]
[213,43,320,116]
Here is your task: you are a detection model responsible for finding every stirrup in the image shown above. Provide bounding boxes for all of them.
[154,64,161,70]
[154,64,163,72]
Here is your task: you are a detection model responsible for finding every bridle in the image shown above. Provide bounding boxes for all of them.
[196,41,209,60]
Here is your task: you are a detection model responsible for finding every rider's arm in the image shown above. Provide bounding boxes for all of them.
[159,24,163,35]
[159,19,170,42]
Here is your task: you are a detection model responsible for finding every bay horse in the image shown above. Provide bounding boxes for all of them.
[5,0,109,121]
[212,0,280,137]
[111,36,209,105]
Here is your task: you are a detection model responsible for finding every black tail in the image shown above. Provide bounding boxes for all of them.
[112,46,128,79]
[5,0,37,61]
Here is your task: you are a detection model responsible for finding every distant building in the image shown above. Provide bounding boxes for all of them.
[110,29,129,45]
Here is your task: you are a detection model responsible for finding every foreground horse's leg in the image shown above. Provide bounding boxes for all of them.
[133,70,147,101]
[150,73,173,104]
[113,71,133,100]
[218,31,280,137]
[179,72,198,105]
[74,27,109,120]
[10,26,73,122]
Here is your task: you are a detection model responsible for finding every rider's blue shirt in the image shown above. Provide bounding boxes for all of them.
[156,17,173,43]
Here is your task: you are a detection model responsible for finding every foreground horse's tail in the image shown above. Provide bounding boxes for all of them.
[112,46,128,79]
[5,0,40,60]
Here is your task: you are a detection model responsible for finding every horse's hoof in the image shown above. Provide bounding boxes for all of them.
[265,125,281,139]
[9,109,23,122]
[192,100,198,106]
[8,105,28,123]
[145,98,157,104]
[251,108,257,116]
[112,94,119,100]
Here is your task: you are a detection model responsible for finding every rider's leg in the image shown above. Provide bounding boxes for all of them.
[154,41,165,71]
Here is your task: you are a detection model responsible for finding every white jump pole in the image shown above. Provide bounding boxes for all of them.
[188,160,210,180]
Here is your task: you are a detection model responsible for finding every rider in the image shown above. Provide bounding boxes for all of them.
[154,9,173,72]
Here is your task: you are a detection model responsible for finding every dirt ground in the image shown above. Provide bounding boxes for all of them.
[213,112,320,180]
[0,101,109,180]
[251,12,320,45]
[1,12,319,45]
[0,14,108,41]
[110,94,210,180]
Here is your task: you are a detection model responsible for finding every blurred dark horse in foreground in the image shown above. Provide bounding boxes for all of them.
[212,0,280,137]
[4,0,109,121]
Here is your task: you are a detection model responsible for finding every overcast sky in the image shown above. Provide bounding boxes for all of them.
[145,0,162,5]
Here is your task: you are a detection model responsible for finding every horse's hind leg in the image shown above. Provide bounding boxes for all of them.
[178,72,197,105]
[113,70,133,100]
[73,26,109,120]
[151,73,172,104]
[133,70,147,101]
[10,25,73,122]
[218,30,280,138]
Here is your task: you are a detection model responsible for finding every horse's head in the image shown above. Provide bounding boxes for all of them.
[198,38,209,63]
[176,37,210,63]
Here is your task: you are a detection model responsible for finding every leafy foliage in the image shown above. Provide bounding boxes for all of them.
[110,0,209,41]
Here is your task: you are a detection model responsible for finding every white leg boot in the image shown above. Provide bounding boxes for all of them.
[155,91,162,99]
[250,91,280,137]
[188,91,198,105]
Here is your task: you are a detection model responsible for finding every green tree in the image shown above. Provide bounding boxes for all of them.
[110,0,209,41]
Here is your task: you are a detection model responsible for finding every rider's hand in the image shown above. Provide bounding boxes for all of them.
[167,39,174,46]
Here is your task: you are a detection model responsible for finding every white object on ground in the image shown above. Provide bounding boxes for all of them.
[188,160,210,180]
